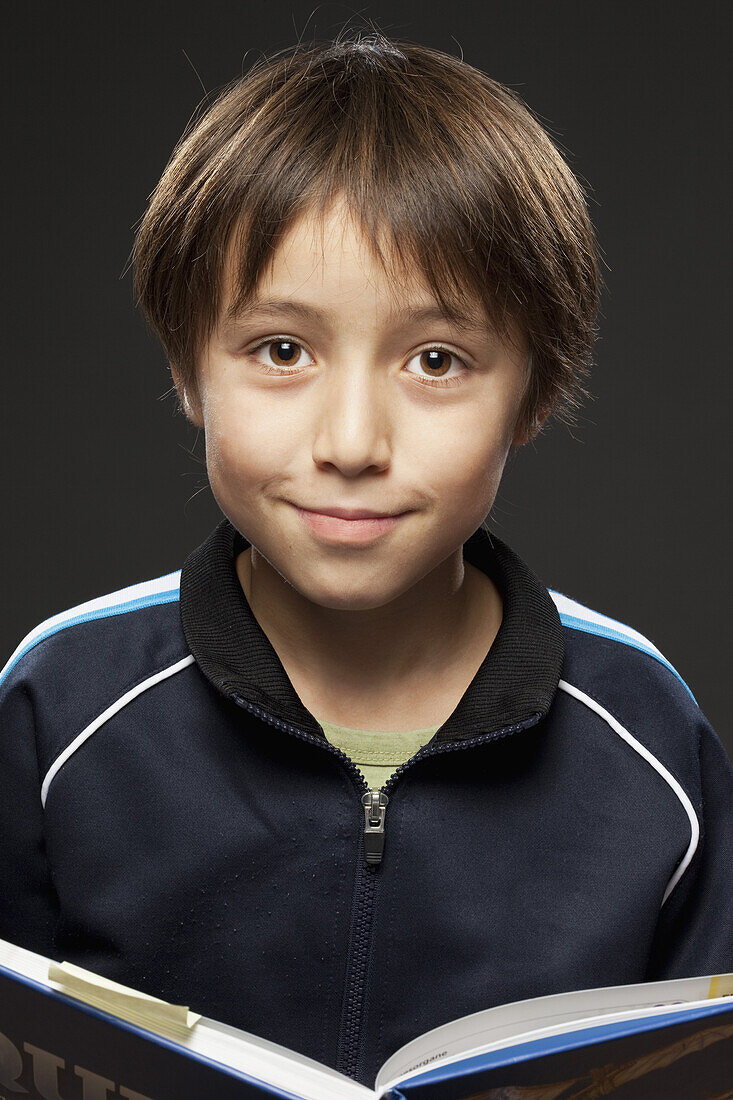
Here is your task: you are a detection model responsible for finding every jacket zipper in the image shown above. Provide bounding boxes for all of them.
[229,690,542,1081]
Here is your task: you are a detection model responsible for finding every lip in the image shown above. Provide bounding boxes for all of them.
[296,504,401,519]
[291,503,407,543]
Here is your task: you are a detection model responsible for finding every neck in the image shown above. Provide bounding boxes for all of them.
[235,545,503,730]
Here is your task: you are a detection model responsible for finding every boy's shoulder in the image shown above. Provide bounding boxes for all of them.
[549,585,697,706]
[0,567,195,807]
[548,584,707,786]
[0,566,189,698]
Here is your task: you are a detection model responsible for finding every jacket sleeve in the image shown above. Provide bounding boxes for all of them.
[645,708,733,980]
[0,654,60,955]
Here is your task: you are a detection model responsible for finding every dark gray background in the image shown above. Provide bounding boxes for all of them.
[3,1,731,751]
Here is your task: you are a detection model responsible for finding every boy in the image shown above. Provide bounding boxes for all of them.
[1,32,731,1089]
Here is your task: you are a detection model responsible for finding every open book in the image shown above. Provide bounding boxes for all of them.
[1,936,732,1099]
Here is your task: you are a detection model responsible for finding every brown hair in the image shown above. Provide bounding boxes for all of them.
[132,30,603,447]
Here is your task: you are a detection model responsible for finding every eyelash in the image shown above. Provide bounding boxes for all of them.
[247,338,468,389]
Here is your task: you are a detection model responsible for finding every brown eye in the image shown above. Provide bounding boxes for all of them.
[268,340,301,366]
[404,346,467,387]
[249,338,314,375]
[419,349,452,377]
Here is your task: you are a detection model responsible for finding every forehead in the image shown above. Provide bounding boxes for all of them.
[219,198,490,330]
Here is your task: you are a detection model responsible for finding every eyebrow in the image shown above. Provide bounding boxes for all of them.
[223,297,487,331]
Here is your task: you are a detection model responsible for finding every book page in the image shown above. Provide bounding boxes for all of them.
[375,972,733,1094]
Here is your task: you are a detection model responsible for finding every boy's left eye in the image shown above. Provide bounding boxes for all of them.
[403,348,466,386]
[247,339,467,387]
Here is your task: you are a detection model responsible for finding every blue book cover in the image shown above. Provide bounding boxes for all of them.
[389,999,733,1098]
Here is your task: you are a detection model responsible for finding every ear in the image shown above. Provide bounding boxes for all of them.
[170,366,204,428]
[511,404,551,449]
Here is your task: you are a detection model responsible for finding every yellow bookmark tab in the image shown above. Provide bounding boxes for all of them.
[48,961,201,1030]
[708,974,733,999]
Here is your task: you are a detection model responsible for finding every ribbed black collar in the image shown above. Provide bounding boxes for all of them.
[179,517,564,744]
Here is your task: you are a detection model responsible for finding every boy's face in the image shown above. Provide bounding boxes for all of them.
[187,198,532,611]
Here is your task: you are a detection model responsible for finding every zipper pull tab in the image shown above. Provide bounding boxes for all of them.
[361,789,389,865]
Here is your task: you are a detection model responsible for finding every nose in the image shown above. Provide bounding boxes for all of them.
[311,365,391,476]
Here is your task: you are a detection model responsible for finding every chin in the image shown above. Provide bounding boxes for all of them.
[291,572,403,612]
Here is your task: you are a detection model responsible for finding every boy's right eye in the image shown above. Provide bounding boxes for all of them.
[249,339,314,372]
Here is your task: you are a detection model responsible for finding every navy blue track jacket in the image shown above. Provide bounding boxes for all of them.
[2,517,732,1087]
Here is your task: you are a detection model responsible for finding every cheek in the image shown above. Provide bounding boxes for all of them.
[409,409,509,506]
[203,399,293,495]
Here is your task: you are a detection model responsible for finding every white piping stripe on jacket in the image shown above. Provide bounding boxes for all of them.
[40,654,196,809]
[557,679,699,906]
